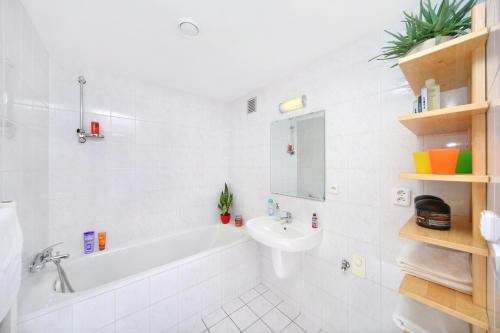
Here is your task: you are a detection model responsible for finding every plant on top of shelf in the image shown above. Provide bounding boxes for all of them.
[370,0,476,66]
[218,183,233,224]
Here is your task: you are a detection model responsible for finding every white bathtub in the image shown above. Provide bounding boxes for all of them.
[18,224,259,333]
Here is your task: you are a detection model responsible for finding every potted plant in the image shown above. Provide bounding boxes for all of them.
[370,0,476,66]
[218,183,233,224]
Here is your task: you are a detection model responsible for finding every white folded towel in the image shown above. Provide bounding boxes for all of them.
[393,297,470,333]
[0,201,23,322]
[397,242,472,294]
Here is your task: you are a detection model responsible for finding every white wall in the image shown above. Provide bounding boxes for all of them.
[1,0,232,265]
[48,62,231,258]
[227,31,472,332]
[486,0,500,331]
[0,0,50,266]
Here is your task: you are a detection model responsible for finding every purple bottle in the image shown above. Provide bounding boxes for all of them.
[84,231,95,254]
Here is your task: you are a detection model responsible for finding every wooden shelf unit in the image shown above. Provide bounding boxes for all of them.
[396,4,489,332]
[399,216,488,256]
[399,274,489,330]
[400,173,489,183]
[399,27,488,95]
[399,102,488,135]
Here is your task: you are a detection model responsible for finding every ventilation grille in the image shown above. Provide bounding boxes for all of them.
[247,97,257,114]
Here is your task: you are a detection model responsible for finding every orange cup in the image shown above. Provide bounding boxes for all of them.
[428,148,460,174]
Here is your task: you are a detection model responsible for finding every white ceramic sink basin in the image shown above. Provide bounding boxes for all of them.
[246,216,323,252]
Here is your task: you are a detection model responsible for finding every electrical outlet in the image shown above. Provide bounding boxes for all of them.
[351,254,366,278]
[393,188,411,207]
[329,184,339,195]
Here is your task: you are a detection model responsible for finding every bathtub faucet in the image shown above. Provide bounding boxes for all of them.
[29,242,75,293]
[29,242,69,272]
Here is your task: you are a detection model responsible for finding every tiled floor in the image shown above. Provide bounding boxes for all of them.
[196,283,322,333]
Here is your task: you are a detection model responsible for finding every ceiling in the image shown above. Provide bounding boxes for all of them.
[21,0,417,101]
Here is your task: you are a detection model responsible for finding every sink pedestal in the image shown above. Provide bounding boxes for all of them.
[272,248,300,278]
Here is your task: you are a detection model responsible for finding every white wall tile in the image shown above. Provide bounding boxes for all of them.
[115,308,149,333]
[73,292,115,333]
[150,268,179,304]
[18,306,72,333]
[150,294,179,333]
[115,279,150,319]
[0,0,50,269]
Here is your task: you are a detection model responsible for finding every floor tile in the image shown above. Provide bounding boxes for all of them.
[254,284,269,294]
[262,308,291,333]
[262,290,283,306]
[222,298,245,314]
[244,319,273,333]
[178,314,207,333]
[247,296,274,317]
[282,322,305,333]
[202,308,227,328]
[229,306,259,331]
[294,314,321,333]
[240,289,260,303]
[209,317,239,333]
[277,301,300,321]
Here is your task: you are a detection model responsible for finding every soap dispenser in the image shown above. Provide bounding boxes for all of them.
[267,198,275,216]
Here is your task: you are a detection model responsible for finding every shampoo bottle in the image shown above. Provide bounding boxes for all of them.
[425,79,440,110]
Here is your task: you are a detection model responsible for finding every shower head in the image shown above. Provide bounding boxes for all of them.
[78,76,86,85]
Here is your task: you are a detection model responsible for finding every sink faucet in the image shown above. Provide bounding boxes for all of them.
[29,242,74,293]
[280,211,292,224]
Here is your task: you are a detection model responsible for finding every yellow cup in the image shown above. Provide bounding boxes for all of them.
[413,152,432,174]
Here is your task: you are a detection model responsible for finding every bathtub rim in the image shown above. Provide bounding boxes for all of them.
[18,224,250,323]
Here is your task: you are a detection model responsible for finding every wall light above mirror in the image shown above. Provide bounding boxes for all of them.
[279,95,307,113]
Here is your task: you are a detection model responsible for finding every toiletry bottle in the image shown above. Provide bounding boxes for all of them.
[312,213,318,229]
[84,231,95,254]
[98,232,106,251]
[425,79,440,110]
[91,120,100,135]
[267,198,275,216]
[235,215,243,227]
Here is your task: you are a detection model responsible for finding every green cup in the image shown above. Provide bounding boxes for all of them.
[455,151,472,174]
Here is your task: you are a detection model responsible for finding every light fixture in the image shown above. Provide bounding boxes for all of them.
[179,19,199,37]
[279,95,306,113]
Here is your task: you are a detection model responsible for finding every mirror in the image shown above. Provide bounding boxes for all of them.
[270,111,325,201]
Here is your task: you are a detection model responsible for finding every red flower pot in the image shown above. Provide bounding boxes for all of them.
[220,214,231,224]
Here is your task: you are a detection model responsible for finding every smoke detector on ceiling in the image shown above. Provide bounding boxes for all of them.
[179,19,199,37]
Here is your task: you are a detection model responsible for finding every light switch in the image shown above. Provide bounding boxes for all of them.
[351,254,366,279]
[329,184,339,195]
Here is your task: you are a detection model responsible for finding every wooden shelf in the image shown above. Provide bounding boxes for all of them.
[399,274,489,330]
[400,173,489,183]
[399,102,488,135]
[398,28,489,95]
[399,216,488,256]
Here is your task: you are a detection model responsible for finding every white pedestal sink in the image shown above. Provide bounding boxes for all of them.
[246,216,323,278]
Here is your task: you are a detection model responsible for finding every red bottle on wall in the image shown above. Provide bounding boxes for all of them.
[91,121,100,135]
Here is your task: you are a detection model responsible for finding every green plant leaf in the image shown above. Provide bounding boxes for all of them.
[369,0,476,64]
